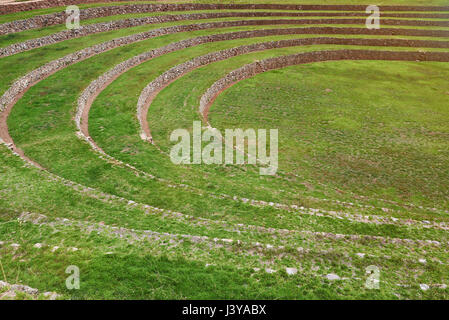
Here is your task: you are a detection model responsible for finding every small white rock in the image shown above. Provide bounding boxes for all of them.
[418,258,427,264]
[33,243,43,249]
[420,284,430,291]
[265,268,276,274]
[356,253,366,258]
[10,243,20,249]
[51,246,59,252]
[326,273,341,281]
[285,268,298,275]
[253,268,260,272]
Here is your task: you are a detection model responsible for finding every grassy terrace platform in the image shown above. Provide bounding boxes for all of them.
[0,0,448,299]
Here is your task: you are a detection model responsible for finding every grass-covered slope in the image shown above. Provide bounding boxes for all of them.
[0,1,448,299]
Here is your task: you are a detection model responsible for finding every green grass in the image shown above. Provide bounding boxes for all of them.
[208,61,449,208]
[1,0,449,299]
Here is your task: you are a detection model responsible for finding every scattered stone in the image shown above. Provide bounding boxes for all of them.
[11,284,38,295]
[326,273,341,281]
[51,246,59,252]
[70,247,79,252]
[418,258,427,264]
[356,253,365,258]
[285,268,297,275]
[325,88,333,93]
[33,243,43,249]
[253,268,260,272]
[0,280,61,300]
[265,268,276,274]
[10,243,20,249]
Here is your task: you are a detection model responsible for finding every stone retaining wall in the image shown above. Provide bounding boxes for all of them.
[3,13,449,58]
[2,3,449,35]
